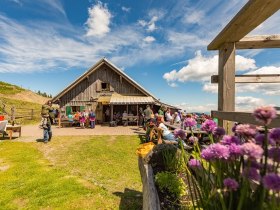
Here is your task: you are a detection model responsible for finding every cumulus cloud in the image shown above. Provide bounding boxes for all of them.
[163,51,256,83]
[236,96,265,111]
[143,36,155,43]
[121,6,130,12]
[176,102,216,113]
[85,1,112,37]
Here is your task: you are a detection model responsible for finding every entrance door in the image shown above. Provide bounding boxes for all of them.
[103,105,110,122]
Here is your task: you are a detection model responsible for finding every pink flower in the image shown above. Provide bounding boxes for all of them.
[184,118,197,128]
[221,135,240,145]
[188,159,201,168]
[201,143,230,160]
[201,119,217,133]
[242,142,263,159]
[189,136,198,144]
[223,178,239,191]
[174,129,186,140]
[253,106,277,125]
[263,173,280,191]
[213,127,225,137]
[235,124,256,138]
[269,128,280,144]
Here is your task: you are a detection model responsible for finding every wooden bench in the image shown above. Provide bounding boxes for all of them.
[6,125,21,140]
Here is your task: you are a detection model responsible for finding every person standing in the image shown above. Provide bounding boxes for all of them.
[89,110,96,129]
[143,105,153,130]
[41,100,53,143]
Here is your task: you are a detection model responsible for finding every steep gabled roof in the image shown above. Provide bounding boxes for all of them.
[52,58,158,102]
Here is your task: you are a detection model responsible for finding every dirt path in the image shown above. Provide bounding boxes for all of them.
[9,125,145,142]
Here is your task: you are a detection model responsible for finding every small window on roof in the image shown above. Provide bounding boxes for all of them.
[101,82,110,91]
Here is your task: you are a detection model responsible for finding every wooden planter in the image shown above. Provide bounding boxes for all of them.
[138,157,161,210]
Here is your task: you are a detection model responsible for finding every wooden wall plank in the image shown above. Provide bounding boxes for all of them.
[218,43,236,128]
[236,35,280,49]
[211,74,280,83]
[212,110,280,128]
[208,0,280,50]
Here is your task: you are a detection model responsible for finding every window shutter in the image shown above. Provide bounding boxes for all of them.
[96,81,101,92]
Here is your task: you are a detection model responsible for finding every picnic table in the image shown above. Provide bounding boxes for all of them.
[122,115,138,126]
[0,121,21,140]
[163,122,207,134]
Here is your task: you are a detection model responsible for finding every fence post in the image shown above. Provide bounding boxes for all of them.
[31,109,34,120]
[11,106,15,124]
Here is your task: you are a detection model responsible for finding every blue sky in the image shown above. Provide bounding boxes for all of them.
[0,0,279,112]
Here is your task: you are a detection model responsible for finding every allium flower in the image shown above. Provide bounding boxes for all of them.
[268,148,280,162]
[201,143,230,161]
[253,106,277,125]
[213,127,225,137]
[221,135,240,145]
[188,159,201,168]
[263,173,280,191]
[269,128,280,144]
[184,118,197,127]
[201,119,217,133]
[242,167,261,181]
[223,178,239,191]
[229,143,243,157]
[189,136,198,144]
[255,133,265,145]
[174,129,186,140]
[235,124,257,138]
[242,142,263,159]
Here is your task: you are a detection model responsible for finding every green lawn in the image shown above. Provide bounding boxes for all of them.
[0,136,143,210]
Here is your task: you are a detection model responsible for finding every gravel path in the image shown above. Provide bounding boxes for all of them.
[4,125,145,142]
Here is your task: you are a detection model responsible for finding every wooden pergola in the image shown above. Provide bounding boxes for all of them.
[208,0,280,129]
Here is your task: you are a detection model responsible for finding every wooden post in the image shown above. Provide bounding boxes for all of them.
[136,104,139,126]
[110,105,113,121]
[31,109,34,120]
[11,106,15,123]
[218,42,235,131]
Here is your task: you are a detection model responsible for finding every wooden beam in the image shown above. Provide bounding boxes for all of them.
[212,74,280,83]
[236,35,280,49]
[218,43,235,129]
[212,110,280,128]
[208,0,280,50]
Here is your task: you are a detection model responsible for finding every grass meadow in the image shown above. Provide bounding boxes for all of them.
[0,135,143,210]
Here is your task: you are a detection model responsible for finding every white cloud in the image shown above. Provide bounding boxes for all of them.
[138,15,161,32]
[85,1,112,37]
[176,102,216,113]
[183,10,204,24]
[143,36,155,43]
[163,51,256,83]
[168,82,178,88]
[236,96,265,111]
[167,32,209,48]
[121,6,130,12]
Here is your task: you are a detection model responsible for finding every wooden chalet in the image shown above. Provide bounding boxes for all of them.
[52,58,177,123]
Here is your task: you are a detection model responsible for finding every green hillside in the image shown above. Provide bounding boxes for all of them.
[0,81,24,95]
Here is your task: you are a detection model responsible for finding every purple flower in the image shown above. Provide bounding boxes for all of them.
[201,143,230,161]
[221,135,241,145]
[255,133,275,146]
[189,136,198,144]
[213,127,225,137]
[268,148,280,162]
[269,128,280,144]
[263,173,280,191]
[223,178,239,191]
[201,119,217,133]
[174,129,186,140]
[253,106,277,125]
[235,124,257,138]
[242,167,261,181]
[188,159,201,168]
[229,143,243,157]
[242,142,263,159]
[184,118,197,128]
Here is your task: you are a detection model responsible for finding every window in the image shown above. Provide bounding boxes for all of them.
[101,82,110,91]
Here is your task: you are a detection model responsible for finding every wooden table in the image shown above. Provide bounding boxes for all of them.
[163,122,207,134]
[122,116,138,126]
[6,125,21,140]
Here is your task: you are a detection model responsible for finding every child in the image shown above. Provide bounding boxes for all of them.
[79,110,86,128]
[89,110,96,129]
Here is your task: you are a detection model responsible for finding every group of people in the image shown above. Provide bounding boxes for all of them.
[67,110,96,129]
